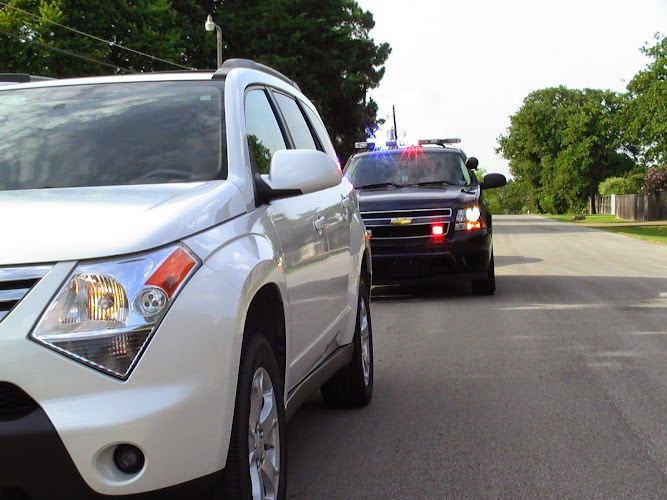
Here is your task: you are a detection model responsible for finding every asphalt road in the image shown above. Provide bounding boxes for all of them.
[286,214,667,499]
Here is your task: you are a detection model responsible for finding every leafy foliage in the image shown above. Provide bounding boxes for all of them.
[496,86,634,214]
[0,0,193,75]
[484,179,532,214]
[213,0,391,160]
[622,34,667,165]
[598,177,635,195]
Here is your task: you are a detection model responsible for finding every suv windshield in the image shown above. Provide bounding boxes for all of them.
[345,149,472,188]
[0,81,225,190]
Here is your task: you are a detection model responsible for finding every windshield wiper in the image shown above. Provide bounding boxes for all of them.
[356,182,404,189]
[413,180,460,187]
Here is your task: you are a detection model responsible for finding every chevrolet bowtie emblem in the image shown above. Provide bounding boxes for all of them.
[390,217,413,226]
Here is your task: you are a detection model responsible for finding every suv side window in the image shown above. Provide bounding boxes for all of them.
[272,92,317,150]
[301,104,338,159]
[245,88,287,174]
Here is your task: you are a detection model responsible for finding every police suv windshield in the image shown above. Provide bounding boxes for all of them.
[345,149,472,189]
[0,81,226,190]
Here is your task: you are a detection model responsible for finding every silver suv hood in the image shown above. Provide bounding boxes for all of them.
[0,181,246,265]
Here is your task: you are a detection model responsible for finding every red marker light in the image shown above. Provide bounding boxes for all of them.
[431,224,444,236]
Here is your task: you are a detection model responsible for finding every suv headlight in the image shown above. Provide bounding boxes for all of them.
[30,244,200,379]
[455,206,483,231]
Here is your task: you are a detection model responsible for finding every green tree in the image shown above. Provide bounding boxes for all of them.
[0,0,194,76]
[622,34,667,165]
[212,0,391,160]
[484,179,531,214]
[497,86,633,214]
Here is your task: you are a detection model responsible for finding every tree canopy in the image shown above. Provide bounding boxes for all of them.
[496,86,634,213]
[621,34,667,166]
[214,0,390,160]
[0,0,390,160]
[0,0,196,75]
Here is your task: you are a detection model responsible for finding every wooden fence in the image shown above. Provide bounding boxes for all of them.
[594,193,666,221]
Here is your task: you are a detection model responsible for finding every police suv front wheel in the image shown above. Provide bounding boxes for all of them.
[472,252,496,295]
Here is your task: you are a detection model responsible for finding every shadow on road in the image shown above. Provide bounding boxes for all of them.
[495,255,543,267]
[371,282,470,301]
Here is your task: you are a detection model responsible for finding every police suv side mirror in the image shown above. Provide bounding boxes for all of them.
[257,149,342,201]
[479,173,507,190]
[466,157,479,170]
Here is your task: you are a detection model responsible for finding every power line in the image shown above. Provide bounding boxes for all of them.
[0,0,194,70]
[0,29,137,73]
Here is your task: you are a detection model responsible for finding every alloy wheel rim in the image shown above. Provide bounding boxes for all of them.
[359,299,371,385]
[248,367,280,500]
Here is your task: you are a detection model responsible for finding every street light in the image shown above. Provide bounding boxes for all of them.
[205,15,222,69]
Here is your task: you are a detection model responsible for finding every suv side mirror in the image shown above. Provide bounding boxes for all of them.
[466,157,479,170]
[479,173,507,190]
[258,149,342,201]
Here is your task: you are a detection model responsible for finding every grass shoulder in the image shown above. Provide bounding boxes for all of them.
[544,214,623,224]
[541,214,667,245]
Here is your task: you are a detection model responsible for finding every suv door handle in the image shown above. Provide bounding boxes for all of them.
[313,216,326,232]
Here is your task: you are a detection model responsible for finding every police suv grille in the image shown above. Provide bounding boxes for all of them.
[361,208,452,240]
[0,382,38,421]
[361,208,452,220]
[0,265,51,324]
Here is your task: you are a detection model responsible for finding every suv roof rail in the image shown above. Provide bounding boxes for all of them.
[0,73,55,83]
[212,58,301,91]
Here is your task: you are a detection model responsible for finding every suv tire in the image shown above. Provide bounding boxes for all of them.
[221,334,286,500]
[472,252,496,295]
[321,279,373,407]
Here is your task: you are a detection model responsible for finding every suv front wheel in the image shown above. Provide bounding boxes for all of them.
[221,334,287,499]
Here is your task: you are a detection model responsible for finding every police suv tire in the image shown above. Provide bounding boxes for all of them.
[321,279,373,408]
[472,252,496,295]
[221,334,287,500]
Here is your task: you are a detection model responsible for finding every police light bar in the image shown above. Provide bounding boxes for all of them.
[386,140,398,148]
[355,141,375,150]
[418,138,461,146]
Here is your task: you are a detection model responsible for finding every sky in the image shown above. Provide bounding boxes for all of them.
[355,0,667,179]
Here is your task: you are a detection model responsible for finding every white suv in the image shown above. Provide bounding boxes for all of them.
[0,59,372,499]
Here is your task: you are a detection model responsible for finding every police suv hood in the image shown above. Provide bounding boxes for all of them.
[356,185,479,211]
[0,181,246,266]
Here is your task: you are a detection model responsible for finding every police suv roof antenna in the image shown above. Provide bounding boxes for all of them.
[205,15,223,69]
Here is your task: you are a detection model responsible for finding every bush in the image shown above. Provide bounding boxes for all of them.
[599,177,631,195]
[643,166,667,194]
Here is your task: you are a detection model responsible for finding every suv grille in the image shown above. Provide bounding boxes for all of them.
[0,382,38,421]
[361,208,452,240]
[0,265,51,324]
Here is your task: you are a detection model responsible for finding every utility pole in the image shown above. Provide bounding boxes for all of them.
[392,105,398,141]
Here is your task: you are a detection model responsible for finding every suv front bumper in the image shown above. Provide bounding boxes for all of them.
[0,392,219,499]
[369,229,492,284]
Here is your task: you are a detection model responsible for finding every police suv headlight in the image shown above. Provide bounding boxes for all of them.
[455,206,483,231]
[30,244,200,379]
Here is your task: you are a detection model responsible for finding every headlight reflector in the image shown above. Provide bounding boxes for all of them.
[465,206,481,222]
[30,244,200,379]
[455,206,484,231]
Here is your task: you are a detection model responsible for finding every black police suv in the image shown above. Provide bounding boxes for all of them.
[344,138,506,294]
